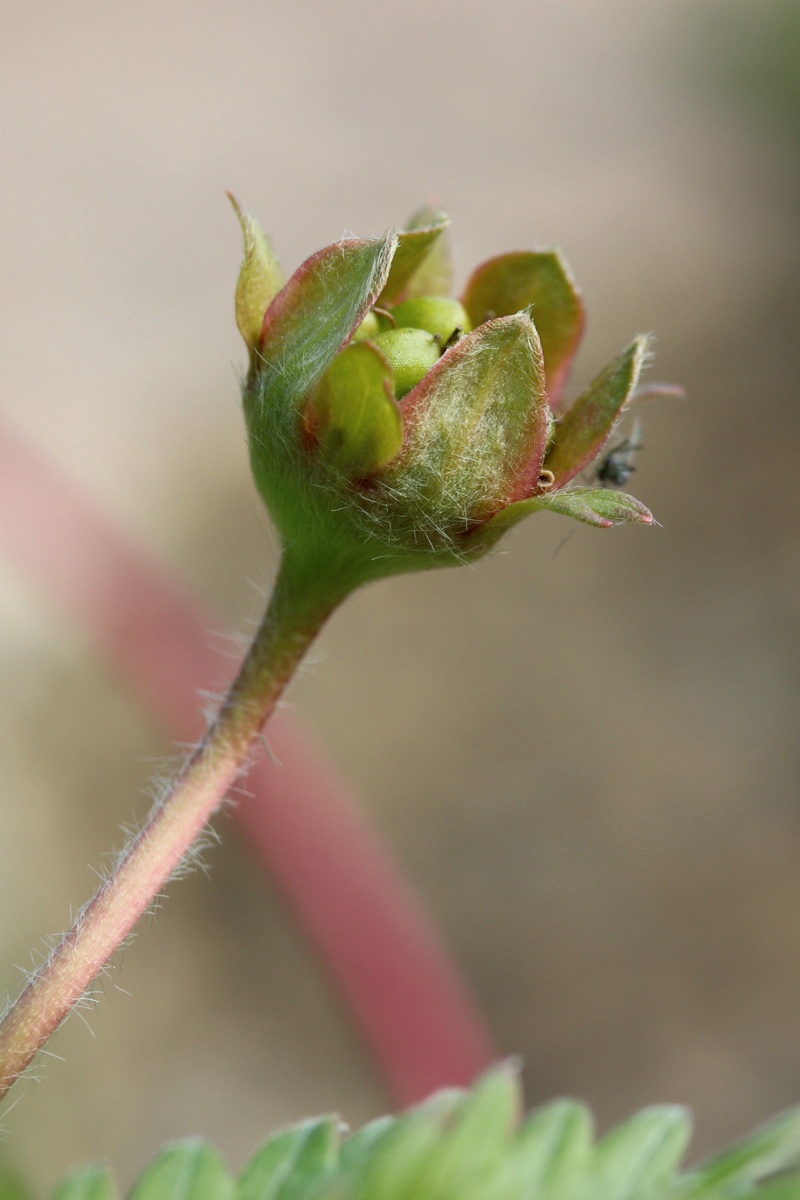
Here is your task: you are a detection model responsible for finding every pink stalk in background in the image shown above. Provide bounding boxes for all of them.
[0,419,496,1106]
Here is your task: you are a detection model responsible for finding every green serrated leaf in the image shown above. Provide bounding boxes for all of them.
[461,250,585,406]
[338,1117,397,1175]
[229,195,285,355]
[502,1099,595,1200]
[379,212,450,306]
[412,1067,520,1200]
[743,1173,800,1200]
[50,1165,117,1200]
[592,1106,691,1200]
[129,1141,232,1200]
[238,1118,339,1200]
[0,1160,34,1200]
[400,206,454,299]
[679,1107,800,1198]
[355,1091,465,1200]
[544,339,648,487]
[313,341,403,476]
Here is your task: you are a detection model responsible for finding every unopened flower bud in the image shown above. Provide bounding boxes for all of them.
[231,202,658,600]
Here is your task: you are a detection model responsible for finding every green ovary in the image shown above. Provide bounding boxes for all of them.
[371,327,441,398]
[391,296,471,344]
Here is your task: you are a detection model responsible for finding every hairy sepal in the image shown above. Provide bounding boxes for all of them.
[481,486,653,535]
[229,194,284,357]
[256,233,397,415]
[378,210,450,306]
[532,486,653,528]
[544,338,649,486]
[398,204,454,299]
[461,250,586,407]
[394,312,551,525]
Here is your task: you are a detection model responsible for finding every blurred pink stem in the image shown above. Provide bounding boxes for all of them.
[0,420,497,1105]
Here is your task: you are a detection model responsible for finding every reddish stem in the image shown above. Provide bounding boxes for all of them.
[0,421,496,1105]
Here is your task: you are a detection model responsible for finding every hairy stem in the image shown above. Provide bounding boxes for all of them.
[0,421,496,1105]
[0,553,339,1103]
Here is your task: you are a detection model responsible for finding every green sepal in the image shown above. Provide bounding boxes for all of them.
[461,251,585,406]
[254,234,397,413]
[128,1140,233,1200]
[679,1106,800,1198]
[592,1105,691,1200]
[239,1118,340,1200]
[527,484,652,528]
[395,312,550,521]
[397,205,454,300]
[544,339,648,487]
[312,341,403,476]
[378,210,450,307]
[229,195,285,358]
[470,482,657,549]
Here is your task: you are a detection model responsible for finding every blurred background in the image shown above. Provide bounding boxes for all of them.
[1,0,799,1189]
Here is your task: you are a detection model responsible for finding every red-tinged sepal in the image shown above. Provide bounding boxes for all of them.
[461,250,585,407]
[490,487,654,533]
[544,338,649,487]
[462,486,652,559]
[394,312,551,524]
[229,194,285,362]
[378,209,450,306]
[255,234,396,415]
[530,487,653,527]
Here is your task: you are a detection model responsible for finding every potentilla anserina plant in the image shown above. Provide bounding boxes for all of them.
[0,202,662,1107]
[232,199,653,599]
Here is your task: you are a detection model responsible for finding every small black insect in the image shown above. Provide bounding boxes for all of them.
[596,421,643,488]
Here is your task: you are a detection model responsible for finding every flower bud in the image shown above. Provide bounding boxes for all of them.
[232,205,657,599]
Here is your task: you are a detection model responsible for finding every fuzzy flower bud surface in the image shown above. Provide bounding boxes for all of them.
[231,199,655,599]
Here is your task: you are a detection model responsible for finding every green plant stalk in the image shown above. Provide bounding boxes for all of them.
[0,549,343,1104]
